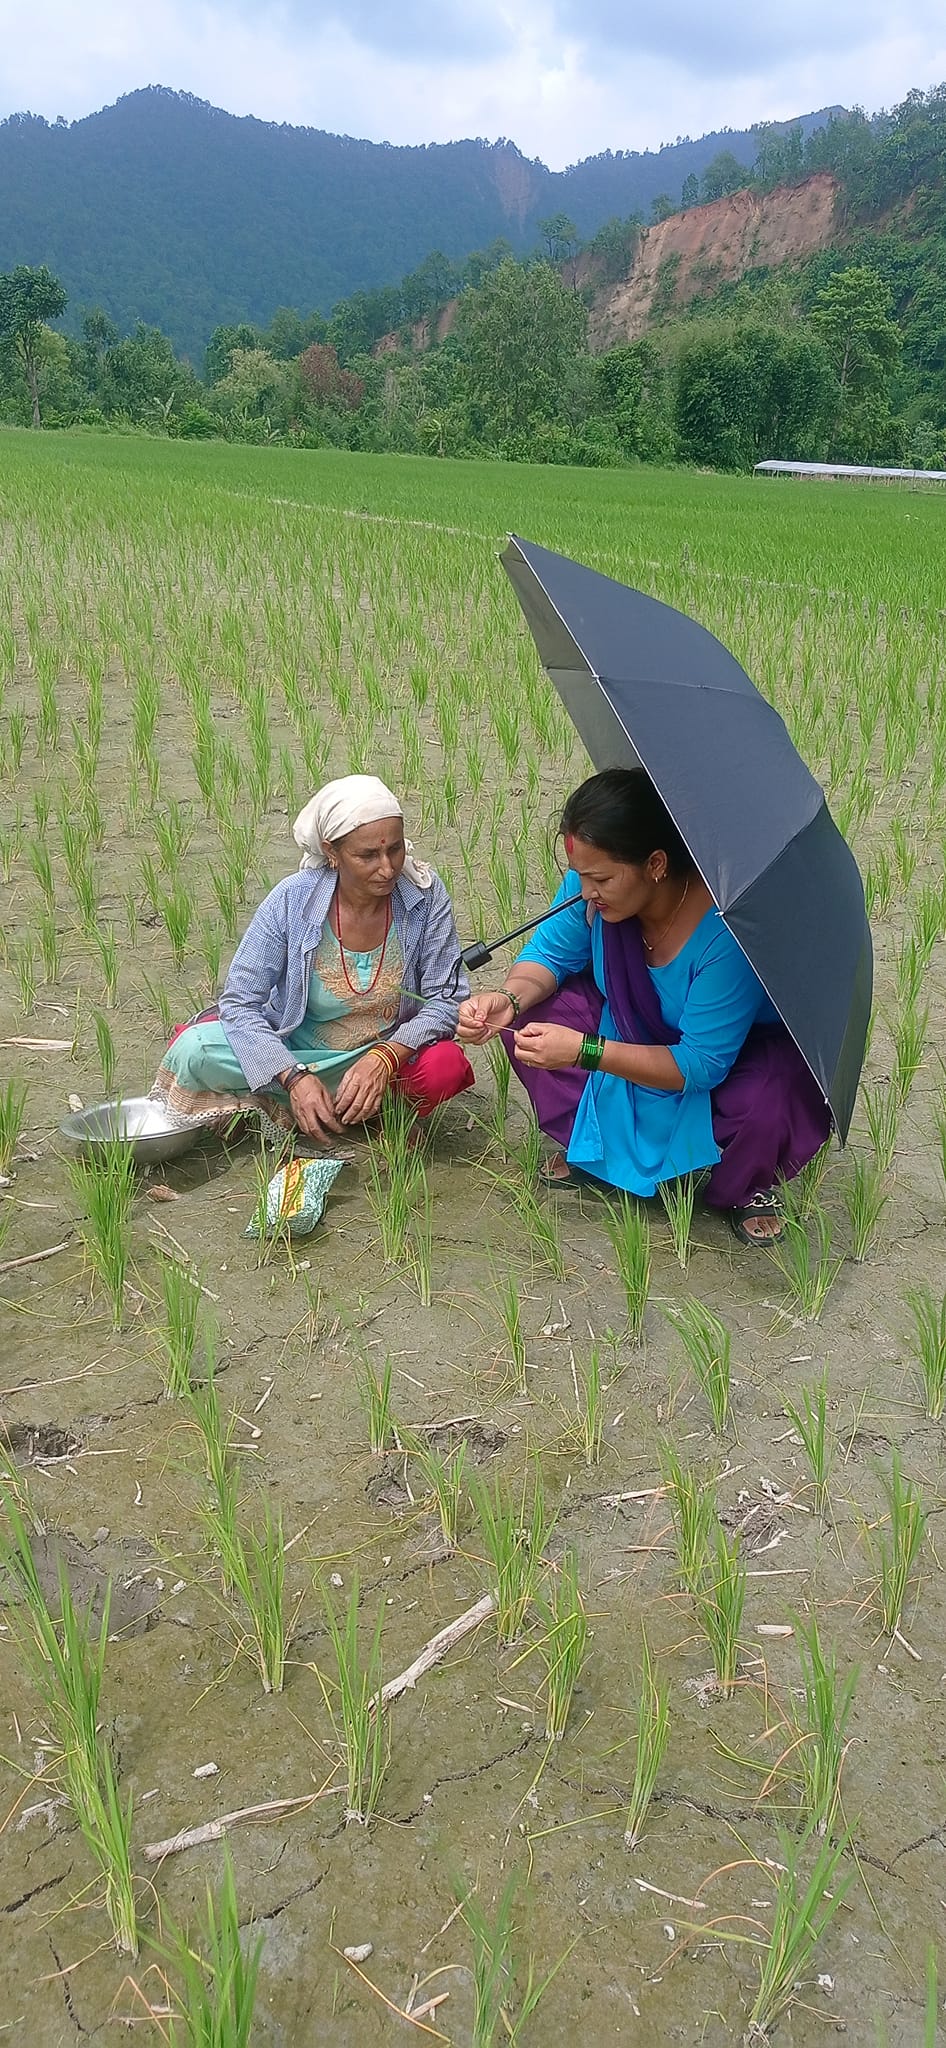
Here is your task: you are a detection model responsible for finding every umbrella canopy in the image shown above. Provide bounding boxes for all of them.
[501,534,872,1141]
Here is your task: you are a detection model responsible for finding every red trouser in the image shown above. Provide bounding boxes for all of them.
[394,1040,475,1119]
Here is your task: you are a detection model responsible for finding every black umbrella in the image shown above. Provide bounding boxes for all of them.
[501,534,872,1142]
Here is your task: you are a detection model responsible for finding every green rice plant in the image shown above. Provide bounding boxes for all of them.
[365,1091,419,1267]
[38,907,62,982]
[185,1337,236,1507]
[502,1173,567,1282]
[659,1440,716,1596]
[905,1282,946,1419]
[840,1152,888,1262]
[405,1433,467,1549]
[912,876,944,957]
[208,1501,291,1695]
[92,1007,117,1096]
[358,1353,397,1455]
[159,883,196,971]
[624,1631,671,1849]
[408,1158,434,1307]
[532,1550,588,1740]
[658,1173,695,1270]
[72,854,99,935]
[32,786,49,835]
[471,1463,556,1645]
[131,669,160,769]
[11,938,36,1011]
[27,836,54,907]
[933,1091,946,1207]
[744,1828,852,2042]
[69,1133,137,1330]
[494,1265,528,1392]
[0,1490,138,1954]
[7,705,26,772]
[924,1947,939,2048]
[604,1194,651,1343]
[154,799,194,872]
[783,1369,833,1515]
[792,1614,857,1835]
[863,1082,900,1176]
[570,1341,604,1466]
[790,1140,833,1218]
[0,821,19,882]
[484,1035,511,1154]
[458,1870,564,2047]
[769,1202,842,1322]
[664,1298,732,1434]
[694,1524,745,1698]
[37,654,61,747]
[0,1079,27,1173]
[872,1454,925,1638]
[895,931,926,1007]
[161,1850,261,2048]
[892,997,928,1105]
[158,1259,204,1398]
[315,1574,388,1825]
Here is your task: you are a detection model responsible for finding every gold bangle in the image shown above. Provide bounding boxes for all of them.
[367,1044,398,1080]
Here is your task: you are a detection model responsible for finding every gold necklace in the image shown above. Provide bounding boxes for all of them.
[641,876,690,953]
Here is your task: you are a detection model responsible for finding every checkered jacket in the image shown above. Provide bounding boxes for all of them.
[218,867,469,1092]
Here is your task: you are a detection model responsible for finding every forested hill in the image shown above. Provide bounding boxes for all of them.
[0,86,839,359]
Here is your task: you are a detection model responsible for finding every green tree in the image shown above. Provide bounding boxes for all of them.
[700,151,749,203]
[0,264,67,425]
[205,322,260,385]
[810,265,902,395]
[537,212,579,262]
[455,258,587,456]
[681,173,699,210]
[675,322,837,469]
[651,193,676,223]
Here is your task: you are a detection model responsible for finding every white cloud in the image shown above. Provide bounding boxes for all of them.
[0,0,944,167]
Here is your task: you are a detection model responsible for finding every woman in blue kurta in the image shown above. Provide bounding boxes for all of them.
[458,768,830,1244]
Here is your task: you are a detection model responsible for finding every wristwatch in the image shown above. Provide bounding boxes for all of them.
[281,1064,308,1091]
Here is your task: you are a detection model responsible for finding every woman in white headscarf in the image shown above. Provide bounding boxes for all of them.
[151,776,474,1141]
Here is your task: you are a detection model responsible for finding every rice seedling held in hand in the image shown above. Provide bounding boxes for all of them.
[0,1079,27,1174]
[159,1849,262,2048]
[841,1152,888,1262]
[743,1827,852,2042]
[531,1550,589,1741]
[314,1573,388,1825]
[783,1369,833,1515]
[695,1524,746,1699]
[358,1353,398,1455]
[624,1631,670,1849]
[472,1463,556,1645]
[769,1202,842,1322]
[658,1173,696,1270]
[906,1282,946,1418]
[664,1298,732,1434]
[792,1614,857,1836]
[872,1453,925,1640]
[659,1439,716,1596]
[404,1433,467,1549]
[69,1132,137,1330]
[604,1194,651,1343]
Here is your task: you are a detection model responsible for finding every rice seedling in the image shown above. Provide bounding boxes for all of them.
[743,1828,852,2042]
[872,1454,925,1638]
[569,1341,604,1466]
[208,1501,291,1695]
[664,1298,732,1434]
[141,970,175,1040]
[358,1353,398,1455]
[769,1202,842,1322]
[157,1258,204,1398]
[458,1870,566,2047]
[791,1614,857,1835]
[409,1158,434,1307]
[185,1338,237,1519]
[0,1488,138,1954]
[365,1092,419,1267]
[863,1082,900,1175]
[38,906,62,982]
[531,1551,588,1740]
[154,799,194,871]
[314,1574,388,1825]
[11,938,36,1012]
[504,1176,567,1282]
[69,1133,137,1329]
[658,1173,695,1269]
[405,1433,467,1549]
[790,1140,833,1218]
[159,883,196,970]
[131,669,160,769]
[72,853,100,935]
[91,1006,117,1096]
[26,836,54,907]
[905,1282,946,1419]
[7,705,26,772]
[892,997,928,1105]
[494,1265,528,1391]
[783,1369,833,1515]
[484,1035,511,1153]
[694,1524,745,1698]
[471,1463,556,1645]
[891,815,917,889]
[840,1152,888,1262]
[0,1079,27,1173]
[160,1850,261,2048]
[659,1440,716,1596]
[604,1194,651,1342]
[624,1631,671,1849]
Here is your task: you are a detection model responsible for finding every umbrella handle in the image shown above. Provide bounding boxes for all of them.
[459,893,583,972]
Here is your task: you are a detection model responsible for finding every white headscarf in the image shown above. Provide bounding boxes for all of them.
[292,775,432,890]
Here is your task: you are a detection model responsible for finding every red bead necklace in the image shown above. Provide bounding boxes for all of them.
[333,894,392,996]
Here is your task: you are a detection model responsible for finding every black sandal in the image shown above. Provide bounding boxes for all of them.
[730,1187,783,1247]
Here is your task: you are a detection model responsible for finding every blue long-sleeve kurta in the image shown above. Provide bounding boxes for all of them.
[517,873,779,1196]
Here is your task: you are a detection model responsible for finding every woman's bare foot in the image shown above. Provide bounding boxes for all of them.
[730,1189,783,1246]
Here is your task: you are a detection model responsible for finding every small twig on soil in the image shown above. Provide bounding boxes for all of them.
[633,1878,707,1911]
[0,1240,72,1275]
[149,1230,221,1300]
[418,1896,466,1956]
[409,1414,480,1434]
[892,1626,921,1662]
[598,1488,663,1508]
[374,1593,496,1710]
[143,1793,322,1862]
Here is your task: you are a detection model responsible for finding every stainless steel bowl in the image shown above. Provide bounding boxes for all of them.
[59,1096,201,1166]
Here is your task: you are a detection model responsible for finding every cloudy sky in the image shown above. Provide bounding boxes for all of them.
[1,0,944,167]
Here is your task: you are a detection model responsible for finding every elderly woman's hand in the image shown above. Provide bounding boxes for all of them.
[286,1073,345,1142]
[456,991,516,1044]
[334,1052,391,1126]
